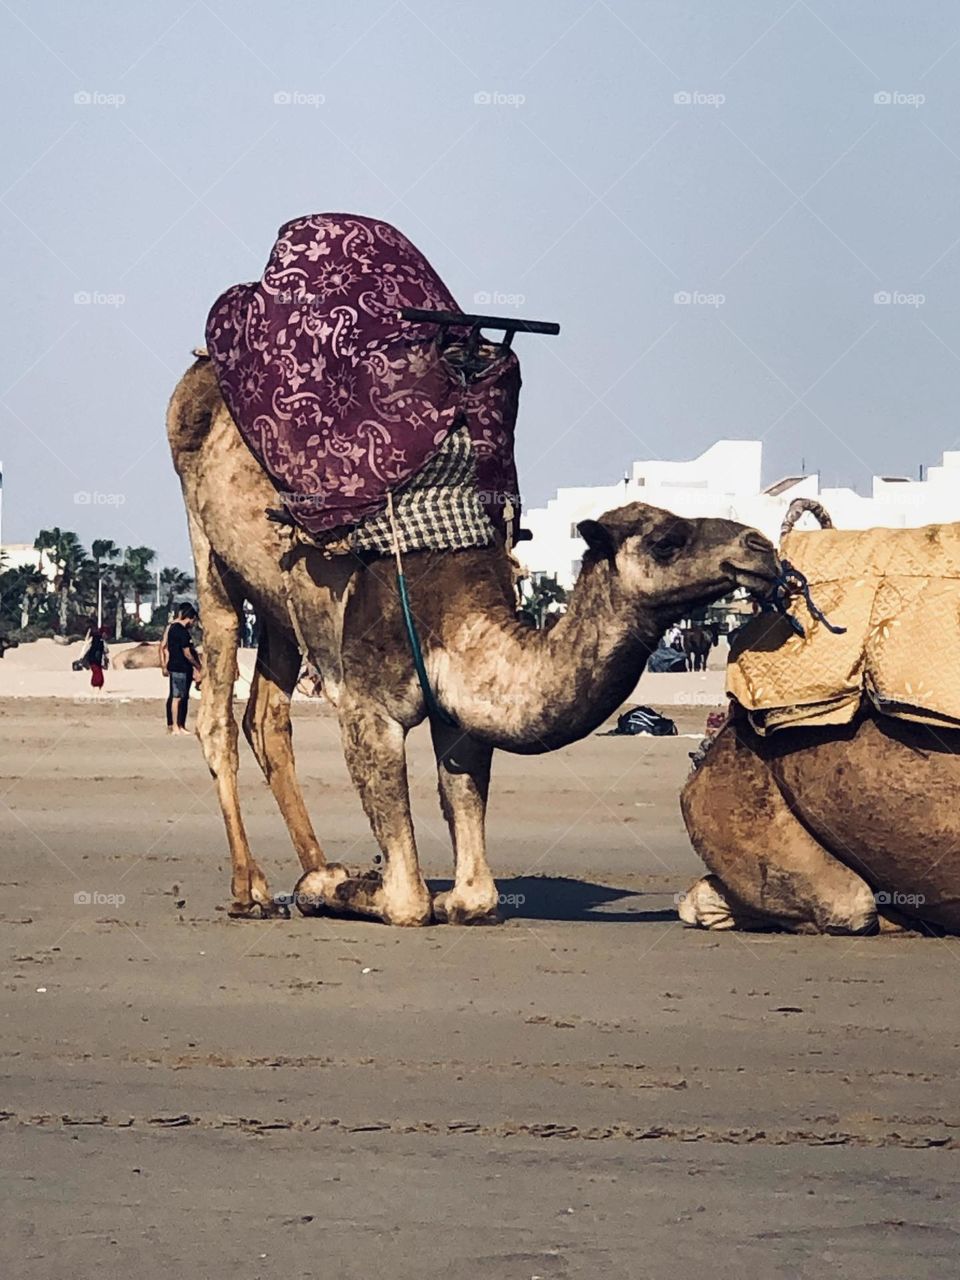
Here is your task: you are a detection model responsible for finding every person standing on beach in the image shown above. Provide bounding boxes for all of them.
[84,625,108,692]
[160,602,202,735]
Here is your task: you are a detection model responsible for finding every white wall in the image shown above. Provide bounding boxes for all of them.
[520,444,960,590]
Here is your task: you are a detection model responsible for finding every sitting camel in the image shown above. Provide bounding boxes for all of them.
[168,357,779,925]
[680,710,960,935]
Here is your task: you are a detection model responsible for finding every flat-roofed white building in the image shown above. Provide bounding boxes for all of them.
[521,442,960,590]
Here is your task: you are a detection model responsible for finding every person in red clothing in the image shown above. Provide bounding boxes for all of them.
[83,626,108,692]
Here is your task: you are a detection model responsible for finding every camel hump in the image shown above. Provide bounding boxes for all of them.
[167,356,224,460]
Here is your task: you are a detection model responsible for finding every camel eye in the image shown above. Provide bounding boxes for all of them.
[650,529,687,562]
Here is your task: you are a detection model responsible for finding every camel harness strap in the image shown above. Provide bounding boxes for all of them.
[386,493,457,728]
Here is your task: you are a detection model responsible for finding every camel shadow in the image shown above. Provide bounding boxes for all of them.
[426,875,676,924]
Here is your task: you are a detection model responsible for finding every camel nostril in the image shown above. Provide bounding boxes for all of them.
[743,531,773,556]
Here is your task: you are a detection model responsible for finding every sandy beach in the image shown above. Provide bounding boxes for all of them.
[2,676,959,1278]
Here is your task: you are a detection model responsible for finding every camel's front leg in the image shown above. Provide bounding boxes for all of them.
[430,721,500,925]
[299,694,432,926]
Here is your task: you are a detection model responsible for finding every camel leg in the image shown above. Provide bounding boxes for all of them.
[298,695,433,926]
[429,721,500,926]
[189,520,281,918]
[242,623,349,903]
[679,725,877,934]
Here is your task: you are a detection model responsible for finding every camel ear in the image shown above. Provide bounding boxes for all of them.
[577,519,620,561]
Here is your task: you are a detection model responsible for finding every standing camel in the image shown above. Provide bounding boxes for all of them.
[682,623,718,672]
[168,357,779,926]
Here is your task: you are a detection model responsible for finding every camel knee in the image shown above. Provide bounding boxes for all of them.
[198,711,239,779]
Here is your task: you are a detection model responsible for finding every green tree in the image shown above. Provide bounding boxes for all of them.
[0,564,47,631]
[34,528,86,633]
[525,574,567,629]
[88,539,120,628]
[159,566,194,615]
[121,545,156,629]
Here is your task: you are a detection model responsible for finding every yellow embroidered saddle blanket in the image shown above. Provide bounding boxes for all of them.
[727,523,960,734]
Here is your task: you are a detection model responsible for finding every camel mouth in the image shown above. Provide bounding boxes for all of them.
[722,562,780,594]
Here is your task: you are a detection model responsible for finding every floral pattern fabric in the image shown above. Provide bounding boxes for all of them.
[205,213,521,538]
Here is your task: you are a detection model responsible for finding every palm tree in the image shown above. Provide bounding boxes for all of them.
[0,564,46,631]
[34,528,86,632]
[121,545,156,626]
[90,539,120,628]
[159,566,194,615]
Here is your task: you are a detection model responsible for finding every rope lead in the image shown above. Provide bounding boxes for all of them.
[760,559,847,638]
[387,492,458,727]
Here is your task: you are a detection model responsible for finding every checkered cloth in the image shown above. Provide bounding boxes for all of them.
[345,424,494,554]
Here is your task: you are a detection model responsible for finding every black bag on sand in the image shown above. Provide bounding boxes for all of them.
[608,706,678,737]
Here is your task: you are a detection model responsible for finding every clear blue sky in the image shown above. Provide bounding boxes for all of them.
[2,0,959,568]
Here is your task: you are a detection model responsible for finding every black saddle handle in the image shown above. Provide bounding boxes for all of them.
[399,307,560,340]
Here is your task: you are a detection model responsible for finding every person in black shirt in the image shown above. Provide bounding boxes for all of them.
[160,602,202,734]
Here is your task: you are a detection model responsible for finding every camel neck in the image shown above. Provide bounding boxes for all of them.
[437,558,659,754]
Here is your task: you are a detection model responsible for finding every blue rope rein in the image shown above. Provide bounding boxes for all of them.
[760,558,847,638]
[395,565,458,727]
[387,493,458,728]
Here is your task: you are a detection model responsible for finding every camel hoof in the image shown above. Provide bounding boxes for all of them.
[676,876,740,930]
[432,890,502,926]
[292,864,352,916]
[227,898,289,920]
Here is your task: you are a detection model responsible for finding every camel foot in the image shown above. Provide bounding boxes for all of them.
[334,873,433,927]
[677,875,772,931]
[294,866,432,926]
[227,898,290,920]
[432,888,502,926]
[291,864,353,916]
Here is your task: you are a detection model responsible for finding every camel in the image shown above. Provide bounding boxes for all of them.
[682,623,717,672]
[679,495,960,937]
[168,356,780,926]
[114,641,161,669]
[679,709,960,935]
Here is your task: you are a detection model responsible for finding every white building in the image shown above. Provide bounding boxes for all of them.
[0,543,57,581]
[521,442,960,590]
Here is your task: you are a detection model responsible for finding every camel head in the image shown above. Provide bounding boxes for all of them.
[576,502,779,625]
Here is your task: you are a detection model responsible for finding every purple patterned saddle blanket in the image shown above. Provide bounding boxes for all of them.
[205,213,521,540]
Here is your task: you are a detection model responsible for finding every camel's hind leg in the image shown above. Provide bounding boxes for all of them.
[430,721,500,925]
[679,725,877,934]
[189,517,280,918]
[242,623,349,904]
